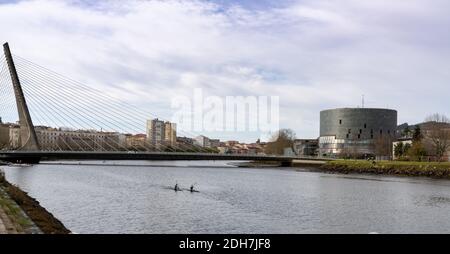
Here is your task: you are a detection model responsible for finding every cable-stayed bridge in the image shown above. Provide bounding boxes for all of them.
[0,42,322,164]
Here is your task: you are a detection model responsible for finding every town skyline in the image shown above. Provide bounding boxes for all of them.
[1,0,450,142]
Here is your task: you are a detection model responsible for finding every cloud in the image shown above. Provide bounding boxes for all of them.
[0,0,450,141]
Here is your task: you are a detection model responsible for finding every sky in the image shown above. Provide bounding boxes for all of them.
[0,0,450,142]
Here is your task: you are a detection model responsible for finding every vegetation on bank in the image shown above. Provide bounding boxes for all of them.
[394,113,450,162]
[0,188,33,233]
[265,129,296,155]
[0,170,70,234]
[322,160,450,178]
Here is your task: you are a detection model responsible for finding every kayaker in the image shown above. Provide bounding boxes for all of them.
[190,185,194,192]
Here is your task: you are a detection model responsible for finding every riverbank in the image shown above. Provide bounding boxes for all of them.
[240,159,450,179]
[0,170,70,234]
[321,160,450,178]
[235,159,327,169]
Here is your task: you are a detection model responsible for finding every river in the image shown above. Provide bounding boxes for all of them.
[2,160,450,234]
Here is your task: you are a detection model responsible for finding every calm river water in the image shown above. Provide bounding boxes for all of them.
[2,160,450,234]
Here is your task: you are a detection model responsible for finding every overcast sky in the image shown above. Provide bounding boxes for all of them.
[1,0,449,142]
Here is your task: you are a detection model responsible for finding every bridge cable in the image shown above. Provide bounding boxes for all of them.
[15,63,177,153]
[13,55,210,152]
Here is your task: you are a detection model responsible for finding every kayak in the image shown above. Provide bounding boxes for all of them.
[163,186,183,191]
[163,186,199,192]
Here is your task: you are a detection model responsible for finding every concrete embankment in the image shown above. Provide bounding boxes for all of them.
[0,170,70,234]
[320,160,450,179]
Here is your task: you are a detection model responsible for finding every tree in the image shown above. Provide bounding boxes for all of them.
[264,129,296,155]
[423,114,450,161]
[412,125,422,142]
[394,142,412,159]
[407,142,427,161]
[402,126,411,137]
[374,136,393,159]
[425,113,450,123]
[394,142,404,157]
[338,134,358,159]
[403,143,411,154]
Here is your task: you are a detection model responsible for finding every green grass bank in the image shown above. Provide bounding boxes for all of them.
[321,160,450,178]
[0,170,70,234]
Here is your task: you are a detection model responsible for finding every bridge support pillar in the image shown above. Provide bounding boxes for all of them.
[3,42,40,151]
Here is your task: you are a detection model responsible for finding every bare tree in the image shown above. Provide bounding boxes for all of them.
[340,143,353,159]
[423,114,450,161]
[340,136,362,159]
[264,129,296,155]
[373,136,393,160]
[425,113,450,123]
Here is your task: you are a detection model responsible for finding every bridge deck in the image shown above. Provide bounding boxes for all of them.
[0,151,328,164]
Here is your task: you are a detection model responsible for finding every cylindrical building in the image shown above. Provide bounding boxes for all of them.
[319,108,397,157]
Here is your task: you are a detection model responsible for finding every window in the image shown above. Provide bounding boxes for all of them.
[358,134,361,139]
[359,129,362,134]
[339,119,342,125]
[364,123,367,128]
[348,129,351,134]
[346,134,349,139]
[371,134,374,139]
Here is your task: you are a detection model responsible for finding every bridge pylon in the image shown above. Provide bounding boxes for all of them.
[3,42,40,151]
